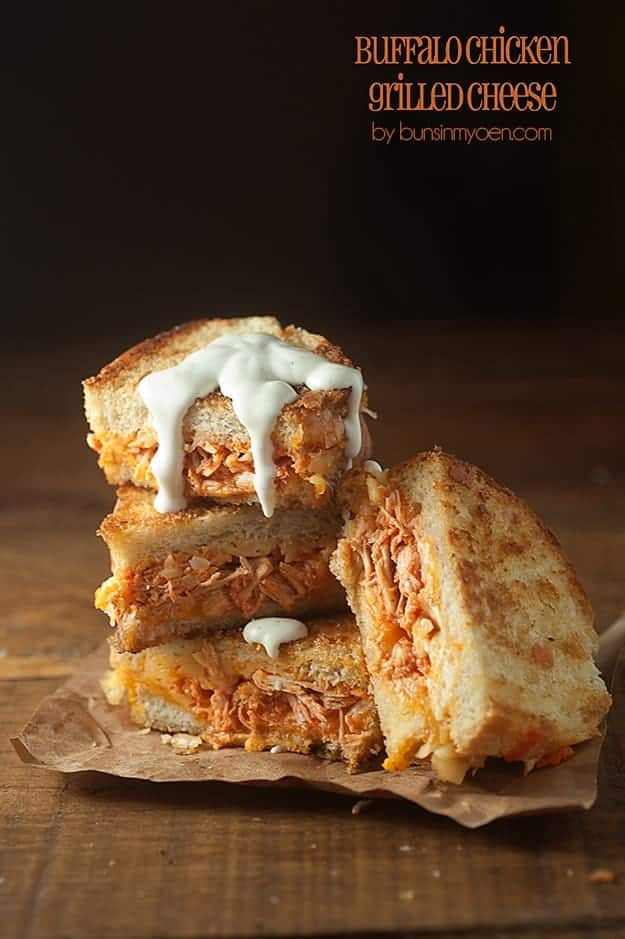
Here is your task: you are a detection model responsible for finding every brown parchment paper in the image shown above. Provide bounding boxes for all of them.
[11,616,625,829]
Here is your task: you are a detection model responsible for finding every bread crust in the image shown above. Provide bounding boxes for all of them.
[99,484,343,567]
[84,318,352,393]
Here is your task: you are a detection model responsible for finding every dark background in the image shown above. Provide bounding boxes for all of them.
[4,1,623,353]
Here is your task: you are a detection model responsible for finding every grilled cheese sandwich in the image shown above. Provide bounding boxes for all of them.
[331,450,611,783]
[84,317,371,510]
[97,485,346,652]
[104,613,383,769]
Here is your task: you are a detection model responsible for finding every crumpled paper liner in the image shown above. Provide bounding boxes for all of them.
[11,618,625,828]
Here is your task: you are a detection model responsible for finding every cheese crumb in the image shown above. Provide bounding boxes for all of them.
[100,670,125,706]
[160,732,203,754]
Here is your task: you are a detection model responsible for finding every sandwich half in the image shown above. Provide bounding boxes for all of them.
[331,450,611,783]
[103,613,383,770]
[84,316,370,510]
[97,485,346,652]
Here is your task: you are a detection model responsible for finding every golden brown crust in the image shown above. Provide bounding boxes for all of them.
[84,318,268,389]
[99,484,239,538]
[84,317,353,392]
[97,483,343,562]
[408,450,593,636]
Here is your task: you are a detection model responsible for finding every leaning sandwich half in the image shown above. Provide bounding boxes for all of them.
[331,450,611,783]
[103,613,383,770]
[96,485,346,652]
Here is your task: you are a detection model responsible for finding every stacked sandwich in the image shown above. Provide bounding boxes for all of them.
[84,317,611,782]
[84,317,383,769]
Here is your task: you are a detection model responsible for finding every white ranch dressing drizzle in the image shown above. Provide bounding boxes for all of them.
[363,459,384,479]
[242,617,308,658]
[138,332,364,516]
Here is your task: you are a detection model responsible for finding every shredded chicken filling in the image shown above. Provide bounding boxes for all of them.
[118,642,381,768]
[353,479,457,773]
[176,666,376,765]
[98,545,337,628]
[357,485,435,695]
[87,426,346,500]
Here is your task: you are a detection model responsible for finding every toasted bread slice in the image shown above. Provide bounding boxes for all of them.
[331,450,611,783]
[84,317,370,509]
[97,485,346,652]
[103,613,383,770]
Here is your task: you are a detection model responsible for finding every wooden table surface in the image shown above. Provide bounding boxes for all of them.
[2,319,625,939]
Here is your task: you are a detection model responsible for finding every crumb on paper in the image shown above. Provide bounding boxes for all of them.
[398,889,414,901]
[432,869,441,879]
[0,649,7,659]
[565,868,574,878]
[251,817,262,822]
[309,843,317,850]
[108,859,116,868]
[398,844,415,853]
[160,732,203,754]
[269,896,280,905]
[351,799,373,816]
[588,868,616,884]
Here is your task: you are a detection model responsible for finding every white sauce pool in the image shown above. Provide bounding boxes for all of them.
[242,617,308,658]
[137,332,364,517]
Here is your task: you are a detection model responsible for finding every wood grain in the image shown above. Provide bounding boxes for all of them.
[2,321,625,939]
